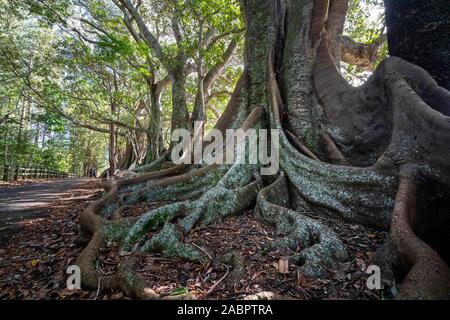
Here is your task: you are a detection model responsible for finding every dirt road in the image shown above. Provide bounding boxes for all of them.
[0,179,97,244]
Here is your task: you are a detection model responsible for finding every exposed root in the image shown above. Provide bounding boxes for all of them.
[256,172,348,278]
[76,229,196,300]
[74,102,265,296]
[121,166,263,257]
[204,264,230,298]
[119,165,226,206]
[140,222,204,260]
[389,176,450,300]
[76,231,117,290]
[222,251,246,285]
[134,152,170,173]
[320,125,350,165]
[280,132,397,229]
[76,164,262,298]
[285,130,321,161]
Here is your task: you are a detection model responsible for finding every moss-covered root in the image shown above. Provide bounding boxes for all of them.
[135,179,261,261]
[120,202,187,251]
[256,172,348,278]
[121,165,262,260]
[134,152,170,173]
[119,166,228,206]
[140,222,204,260]
[76,229,195,300]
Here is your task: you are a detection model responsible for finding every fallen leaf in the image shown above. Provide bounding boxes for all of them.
[170,287,188,296]
[31,259,39,267]
[273,258,289,274]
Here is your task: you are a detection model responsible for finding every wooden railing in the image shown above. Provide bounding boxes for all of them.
[2,165,80,182]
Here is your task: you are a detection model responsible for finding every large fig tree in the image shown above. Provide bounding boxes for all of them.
[76,0,450,300]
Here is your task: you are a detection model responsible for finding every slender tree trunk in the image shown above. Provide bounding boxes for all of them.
[4,131,8,164]
[145,73,171,164]
[34,122,39,145]
[147,89,162,163]
[17,99,26,145]
[171,67,191,134]
[191,25,206,128]
[109,99,117,176]
[109,123,116,175]
[191,74,205,127]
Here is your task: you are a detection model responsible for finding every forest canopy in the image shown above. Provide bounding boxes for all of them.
[0,0,384,175]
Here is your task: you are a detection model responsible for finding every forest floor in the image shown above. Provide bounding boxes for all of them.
[0,179,393,300]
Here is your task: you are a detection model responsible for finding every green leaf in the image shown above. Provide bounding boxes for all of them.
[170,287,188,296]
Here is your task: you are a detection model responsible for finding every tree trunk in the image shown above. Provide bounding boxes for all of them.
[191,74,206,127]
[171,67,191,133]
[146,88,163,164]
[109,99,117,176]
[384,0,450,91]
[108,122,116,176]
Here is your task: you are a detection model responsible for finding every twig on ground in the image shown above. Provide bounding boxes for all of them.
[192,243,213,271]
[204,265,230,298]
[94,278,101,300]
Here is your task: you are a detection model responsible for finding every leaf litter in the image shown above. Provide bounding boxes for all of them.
[0,180,392,300]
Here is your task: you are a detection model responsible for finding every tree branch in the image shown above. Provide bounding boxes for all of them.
[115,0,163,61]
[341,34,387,70]
[203,37,240,95]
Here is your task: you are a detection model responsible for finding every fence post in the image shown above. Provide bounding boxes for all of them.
[2,166,74,182]
[3,165,9,181]
[14,166,19,181]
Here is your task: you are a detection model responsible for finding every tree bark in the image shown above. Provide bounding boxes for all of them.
[146,79,166,164]
[341,34,386,70]
[108,122,116,176]
[171,66,191,134]
[384,0,450,91]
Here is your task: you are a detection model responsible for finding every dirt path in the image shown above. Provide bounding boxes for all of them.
[0,179,101,299]
[0,179,98,245]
